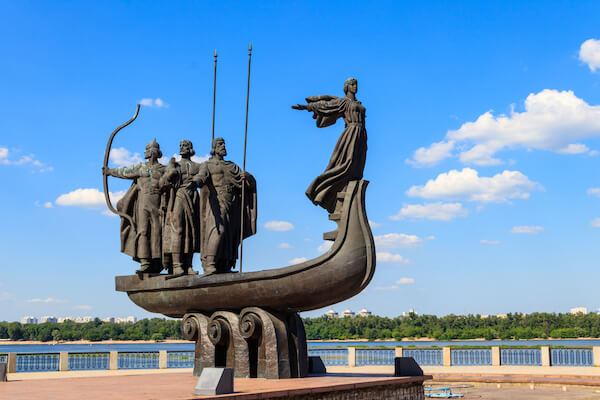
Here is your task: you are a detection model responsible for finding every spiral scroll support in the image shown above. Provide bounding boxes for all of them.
[181,308,308,379]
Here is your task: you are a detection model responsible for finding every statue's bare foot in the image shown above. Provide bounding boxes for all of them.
[136,264,153,274]
[186,268,199,275]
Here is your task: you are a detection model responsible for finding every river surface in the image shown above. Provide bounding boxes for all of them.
[1,339,600,353]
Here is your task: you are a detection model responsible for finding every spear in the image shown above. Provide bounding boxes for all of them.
[212,49,217,143]
[239,42,252,273]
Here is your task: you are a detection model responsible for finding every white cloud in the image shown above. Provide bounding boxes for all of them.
[288,257,307,264]
[43,202,53,208]
[374,233,425,248]
[0,147,51,172]
[580,39,600,72]
[56,188,126,210]
[407,168,540,203]
[278,243,293,249]
[391,202,468,221]
[162,153,210,164]
[376,252,409,263]
[397,277,415,285]
[264,221,294,231]
[587,188,600,198]
[140,98,168,108]
[317,241,333,253]
[407,90,600,166]
[74,305,92,310]
[27,297,64,303]
[511,226,544,234]
[406,140,455,167]
[480,239,501,245]
[591,218,600,228]
[369,220,382,228]
[110,147,142,166]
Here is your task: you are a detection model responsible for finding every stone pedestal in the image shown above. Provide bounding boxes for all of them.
[182,307,308,379]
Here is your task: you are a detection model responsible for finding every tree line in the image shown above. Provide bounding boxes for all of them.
[1,312,599,342]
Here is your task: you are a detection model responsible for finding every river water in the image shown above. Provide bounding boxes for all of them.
[2,339,600,353]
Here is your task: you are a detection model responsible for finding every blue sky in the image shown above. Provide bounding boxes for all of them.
[1,1,600,322]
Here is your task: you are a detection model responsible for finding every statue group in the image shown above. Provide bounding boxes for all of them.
[113,77,375,379]
[105,137,257,276]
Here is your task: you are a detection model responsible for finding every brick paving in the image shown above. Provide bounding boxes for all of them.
[0,372,429,400]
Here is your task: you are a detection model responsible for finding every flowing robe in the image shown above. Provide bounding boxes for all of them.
[113,162,166,265]
[161,158,201,263]
[305,95,367,213]
[195,158,257,273]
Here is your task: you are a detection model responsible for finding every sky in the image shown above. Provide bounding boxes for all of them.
[1,1,600,322]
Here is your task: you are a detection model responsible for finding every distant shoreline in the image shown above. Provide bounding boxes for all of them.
[1,337,599,345]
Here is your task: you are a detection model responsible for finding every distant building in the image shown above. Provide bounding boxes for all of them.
[570,307,588,315]
[341,309,355,318]
[496,314,508,319]
[125,316,137,323]
[103,317,116,323]
[357,308,372,317]
[324,309,339,319]
[75,316,93,323]
[479,314,489,319]
[40,316,57,323]
[401,308,417,317]
[58,317,73,323]
[21,316,38,324]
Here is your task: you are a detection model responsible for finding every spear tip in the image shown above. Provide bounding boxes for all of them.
[214,49,218,58]
[249,42,252,52]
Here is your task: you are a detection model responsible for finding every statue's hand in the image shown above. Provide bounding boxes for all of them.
[291,104,308,110]
[102,166,112,176]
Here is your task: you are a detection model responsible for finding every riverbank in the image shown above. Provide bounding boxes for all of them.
[0,339,190,345]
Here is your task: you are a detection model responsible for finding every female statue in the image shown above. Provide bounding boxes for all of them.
[292,78,367,213]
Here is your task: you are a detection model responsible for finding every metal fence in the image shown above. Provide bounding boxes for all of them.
[68,352,110,370]
[551,348,593,366]
[16,353,59,372]
[403,349,443,366]
[308,348,348,366]
[500,348,541,366]
[451,348,492,366]
[117,352,159,369]
[167,351,195,368]
[356,349,395,366]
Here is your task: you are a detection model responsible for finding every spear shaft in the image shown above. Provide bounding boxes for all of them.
[239,43,252,273]
[212,50,217,142]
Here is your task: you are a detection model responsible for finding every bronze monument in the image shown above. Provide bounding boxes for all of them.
[106,63,375,378]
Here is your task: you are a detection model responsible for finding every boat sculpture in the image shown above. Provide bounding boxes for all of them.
[111,76,375,379]
[115,179,375,378]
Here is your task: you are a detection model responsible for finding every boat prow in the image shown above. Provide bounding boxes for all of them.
[115,180,376,317]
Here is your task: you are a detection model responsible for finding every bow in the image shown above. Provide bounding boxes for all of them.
[103,104,141,230]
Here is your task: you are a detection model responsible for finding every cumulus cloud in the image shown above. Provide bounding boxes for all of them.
[376,252,409,263]
[580,39,600,72]
[110,147,142,166]
[591,218,600,228]
[407,168,541,203]
[480,239,501,245]
[397,277,415,285]
[587,188,600,198]
[288,257,307,264]
[278,243,293,249]
[27,297,64,303]
[264,221,294,231]
[56,188,126,210]
[43,202,53,208]
[407,90,600,166]
[317,241,333,253]
[511,226,544,234]
[391,202,468,221]
[0,147,52,172]
[406,140,455,167]
[160,153,210,164]
[140,98,168,108]
[374,233,428,249]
